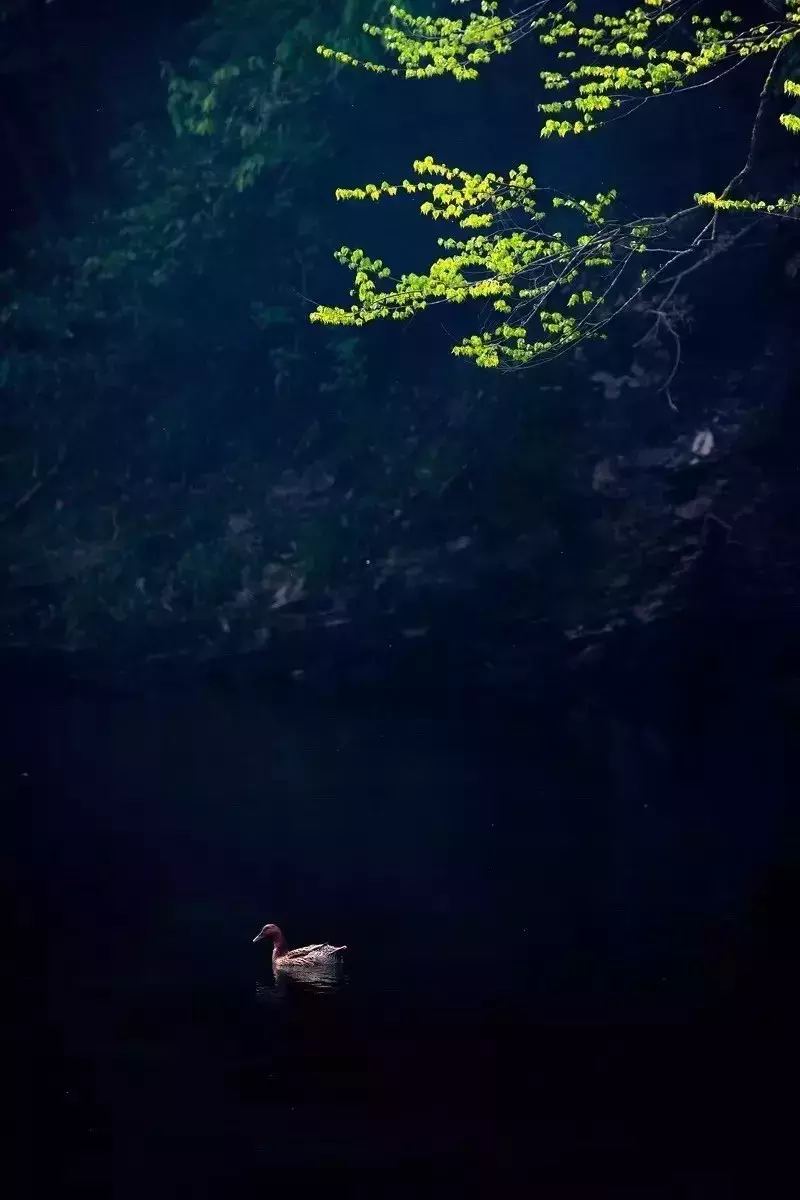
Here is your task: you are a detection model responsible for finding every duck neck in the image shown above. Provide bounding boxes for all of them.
[270,929,288,959]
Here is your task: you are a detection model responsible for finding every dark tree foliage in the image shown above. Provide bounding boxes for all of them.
[0,1,797,687]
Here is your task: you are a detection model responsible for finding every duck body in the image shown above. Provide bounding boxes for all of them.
[252,923,347,979]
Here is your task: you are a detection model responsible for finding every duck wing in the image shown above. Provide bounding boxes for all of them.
[283,943,330,962]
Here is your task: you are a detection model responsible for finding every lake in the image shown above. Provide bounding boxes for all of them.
[6,664,795,1197]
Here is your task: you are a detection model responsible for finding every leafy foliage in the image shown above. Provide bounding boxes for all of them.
[0,0,367,526]
[2,1,795,668]
[313,0,800,369]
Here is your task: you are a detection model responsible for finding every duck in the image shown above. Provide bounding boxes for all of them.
[252,923,347,979]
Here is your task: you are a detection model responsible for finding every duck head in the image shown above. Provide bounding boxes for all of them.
[253,922,282,945]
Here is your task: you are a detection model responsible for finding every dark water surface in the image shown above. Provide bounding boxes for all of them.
[6,668,796,1197]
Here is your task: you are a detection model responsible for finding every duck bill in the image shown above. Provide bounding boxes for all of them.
[252,931,266,943]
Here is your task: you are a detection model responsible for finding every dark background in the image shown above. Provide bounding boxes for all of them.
[3,1,799,1195]
[5,620,798,1197]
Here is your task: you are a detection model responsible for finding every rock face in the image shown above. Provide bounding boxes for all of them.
[2,310,795,697]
